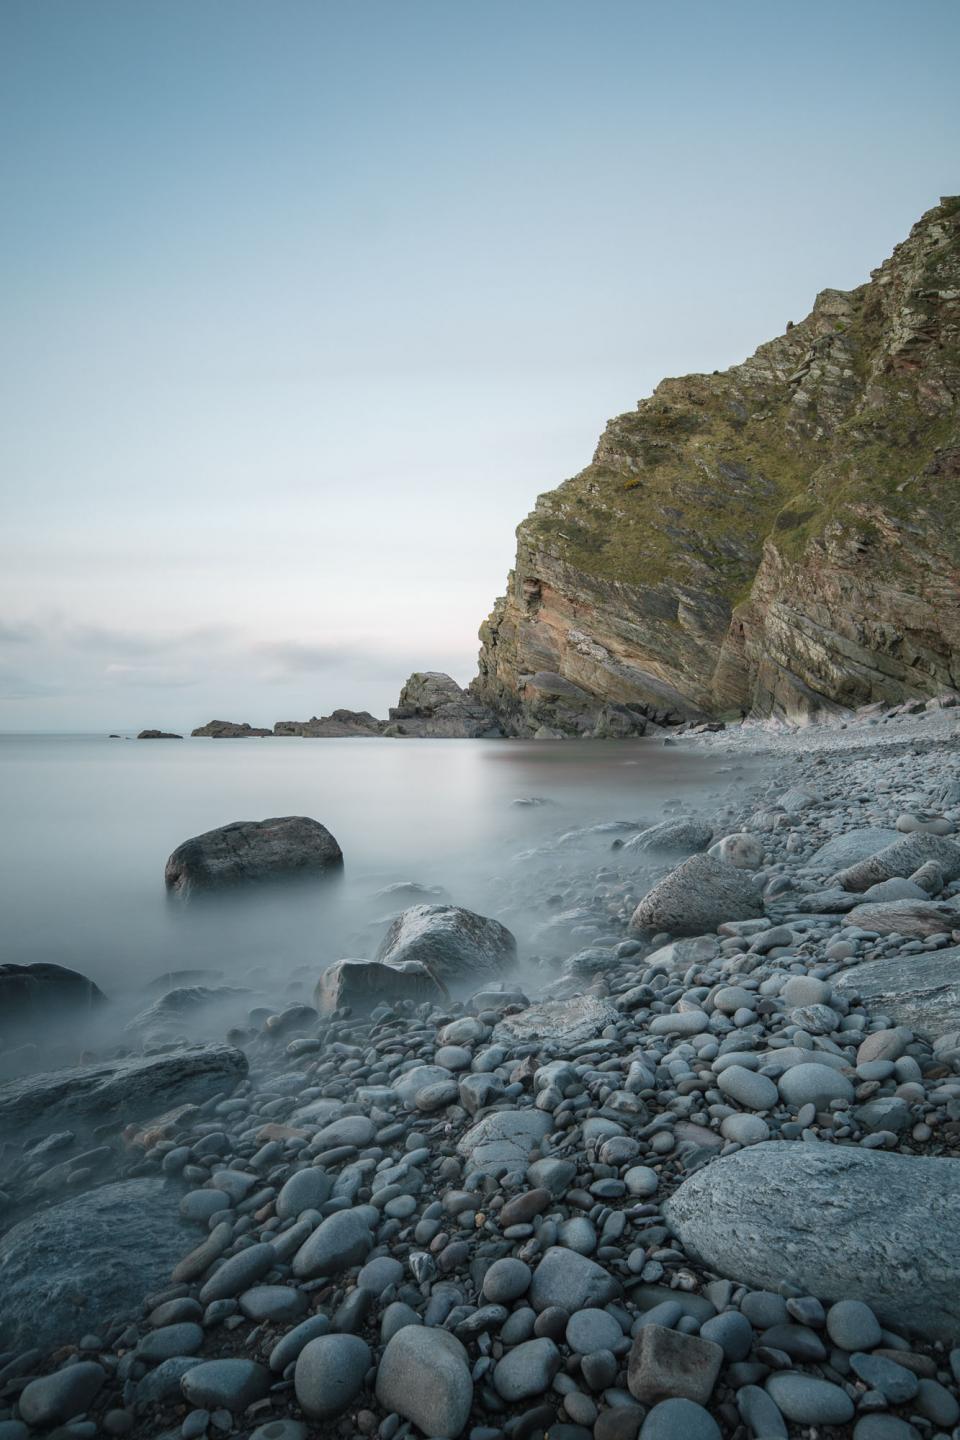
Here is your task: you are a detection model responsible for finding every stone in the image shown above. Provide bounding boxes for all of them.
[765,1372,854,1424]
[0,1180,192,1350]
[664,1141,960,1340]
[0,963,105,1034]
[180,1359,271,1411]
[315,959,447,1015]
[483,1258,533,1303]
[375,1324,473,1437]
[836,946,960,1040]
[18,1364,105,1427]
[199,1242,275,1303]
[834,833,960,892]
[494,996,619,1049]
[639,1398,721,1440]
[0,1044,247,1140]
[627,1324,723,1405]
[494,1337,561,1400]
[239,1285,307,1323]
[457,1109,551,1171]
[166,815,342,898]
[374,903,516,981]
[826,1299,883,1351]
[191,719,272,737]
[529,1247,622,1312]
[291,1209,374,1279]
[276,1167,334,1218]
[777,1062,854,1108]
[709,832,764,868]
[566,1309,624,1354]
[716,1065,778,1110]
[385,670,502,738]
[631,854,763,936]
[294,1334,371,1418]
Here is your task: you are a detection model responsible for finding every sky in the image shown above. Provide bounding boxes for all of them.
[1,0,958,731]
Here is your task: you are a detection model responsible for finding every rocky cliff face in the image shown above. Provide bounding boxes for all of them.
[474,197,960,730]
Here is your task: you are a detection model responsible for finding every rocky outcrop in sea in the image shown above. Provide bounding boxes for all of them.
[3,703,960,1438]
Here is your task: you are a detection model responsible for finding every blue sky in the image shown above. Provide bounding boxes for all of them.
[1,0,958,729]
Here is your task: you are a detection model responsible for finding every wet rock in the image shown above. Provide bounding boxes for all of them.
[18,1363,105,1427]
[0,1180,192,1349]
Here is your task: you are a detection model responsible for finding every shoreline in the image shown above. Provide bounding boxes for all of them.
[1,704,960,1437]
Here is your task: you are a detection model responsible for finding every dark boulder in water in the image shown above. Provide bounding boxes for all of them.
[137,729,182,739]
[165,815,343,899]
[0,963,105,1033]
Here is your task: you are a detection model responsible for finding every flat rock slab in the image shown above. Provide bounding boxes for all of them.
[835,946,960,1039]
[375,904,517,982]
[843,898,960,938]
[664,1141,960,1342]
[0,1044,247,1140]
[165,815,343,898]
[493,996,618,1050]
[0,1180,192,1350]
[631,854,764,937]
[834,833,960,893]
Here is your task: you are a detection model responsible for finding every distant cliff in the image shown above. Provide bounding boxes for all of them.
[473,197,960,731]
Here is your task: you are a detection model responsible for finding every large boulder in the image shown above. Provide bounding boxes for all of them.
[0,963,105,1034]
[0,1180,192,1349]
[835,945,960,1040]
[664,1141,960,1341]
[842,898,960,938]
[375,904,517,982]
[165,816,343,898]
[315,959,448,1015]
[834,833,960,892]
[385,672,503,739]
[631,854,764,936]
[0,1044,247,1140]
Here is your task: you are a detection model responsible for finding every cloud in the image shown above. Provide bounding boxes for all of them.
[250,638,416,681]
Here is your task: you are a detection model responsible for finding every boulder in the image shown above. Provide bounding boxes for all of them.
[457,1110,551,1172]
[631,854,764,936]
[0,1180,192,1349]
[0,963,105,1033]
[842,898,960,938]
[165,816,343,898]
[664,1141,960,1341]
[315,959,447,1015]
[621,818,713,857]
[275,710,384,737]
[834,833,960,892]
[375,904,517,982]
[376,1325,473,1437]
[0,1044,247,1141]
[137,729,182,739]
[835,946,960,1040]
[124,985,251,1037]
[493,996,618,1050]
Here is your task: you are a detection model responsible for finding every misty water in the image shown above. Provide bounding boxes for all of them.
[1,733,759,1070]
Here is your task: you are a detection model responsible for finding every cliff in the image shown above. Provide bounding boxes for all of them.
[474,197,960,730]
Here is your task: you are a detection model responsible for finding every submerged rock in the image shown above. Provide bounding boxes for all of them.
[664,1141,960,1341]
[165,815,343,898]
[375,903,517,981]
